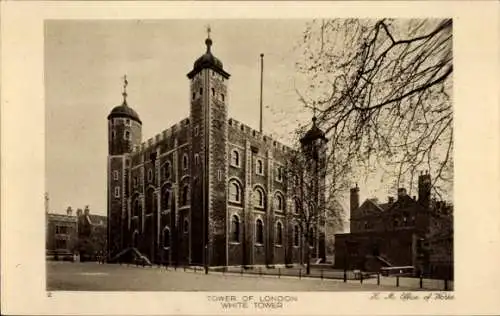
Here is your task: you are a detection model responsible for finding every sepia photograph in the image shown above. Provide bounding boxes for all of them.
[45,18,453,292]
[2,1,500,315]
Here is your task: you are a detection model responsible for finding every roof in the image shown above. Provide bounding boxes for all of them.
[187,37,230,79]
[107,102,142,124]
[300,117,327,145]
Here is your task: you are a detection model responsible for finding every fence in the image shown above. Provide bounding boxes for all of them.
[119,260,453,291]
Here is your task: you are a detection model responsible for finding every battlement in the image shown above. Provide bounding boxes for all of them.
[228,117,295,154]
[131,117,191,153]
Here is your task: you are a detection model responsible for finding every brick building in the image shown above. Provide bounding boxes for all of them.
[46,206,107,261]
[107,33,327,267]
[334,172,453,279]
[46,208,78,260]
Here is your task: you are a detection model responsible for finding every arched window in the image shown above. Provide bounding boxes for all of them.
[183,218,189,234]
[231,215,240,242]
[181,185,189,205]
[231,150,240,167]
[276,221,283,245]
[293,225,300,246]
[145,188,155,215]
[211,88,215,97]
[276,166,283,182]
[309,227,314,243]
[256,159,263,175]
[148,169,153,182]
[294,199,300,214]
[229,180,242,203]
[255,219,264,244]
[132,230,139,248]
[163,227,171,249]
[133,199,140,217]
[183,154,189,170]
[163,162,171,180]
[274,194,284,211]
[162,189,170,210]
[124,130,130,140]
[254,188,265,208]
[194,154,199,165]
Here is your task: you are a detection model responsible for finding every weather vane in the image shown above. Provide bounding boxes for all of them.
[122,74,128,104]
[206,25,211,39]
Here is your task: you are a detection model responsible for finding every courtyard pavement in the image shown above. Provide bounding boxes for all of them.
[46,261,440,292]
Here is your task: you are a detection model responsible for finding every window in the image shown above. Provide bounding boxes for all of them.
[221,94,225,102]
[184,218,189,233]
[276,221,283,245]
[113,170,119,180]
[231,150,240,167]
[163,162,171,180]
[124,130,130,140]
[211,88,215,97]
[199,87,203,95]
[240,125,244,131]
[229,181,242,203]
[194,154,199,166]
[55,226,68,234]
[162,189,170,210]
[192,92,196,100]
[309,227,314,242]
[294,175,300,186]
[276,166,283,182]
[55,239,67,249]
[133,199,140,217]
[183,154,189,170]
[254,188,265,208]
[231,215,240,242]
[293,225,300,246]
[145,188,155,215]
[133,176,138,187]
[294,199,300,214]
[274,194,284,211]
[114,186,120,198]
[217,170,222,181]
[111,130,116,139]
[148,169,153,182]
[256,159,263,175]
[181,185,189,205]
[163,227,171,249]
[126,119,131,126]
[255,219,264,244]
[194,125,199,136]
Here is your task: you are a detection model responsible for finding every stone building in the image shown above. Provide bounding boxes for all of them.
[334,172,453,279]
[106,33,327,267]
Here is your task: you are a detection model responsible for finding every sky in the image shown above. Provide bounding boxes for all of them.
[46,19,397,217]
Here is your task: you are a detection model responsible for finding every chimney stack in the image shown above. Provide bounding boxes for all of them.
[77,208,83,217]
[418,171,431,209]
[66,206,73,216]
[350,184,360,213]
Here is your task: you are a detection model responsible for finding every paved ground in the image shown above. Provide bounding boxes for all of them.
[46,261,436,292]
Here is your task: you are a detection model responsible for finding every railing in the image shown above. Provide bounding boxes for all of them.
[115,261,453,291]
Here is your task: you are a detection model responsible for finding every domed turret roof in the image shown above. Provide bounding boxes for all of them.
[107,75,142,124]
[107,102,141,124]
[300,117,327,145]
[187,35,230,79]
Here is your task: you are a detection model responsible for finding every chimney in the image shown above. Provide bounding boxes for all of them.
[388,196,395,204]
[350,184,360,213]
[66,206,73,216]
[84,205,90,215]
[76,208,83,217]
[418,171,431,209]
[397,188,407,198]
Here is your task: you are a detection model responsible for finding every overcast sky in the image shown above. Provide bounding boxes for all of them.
[46,19,390,216]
